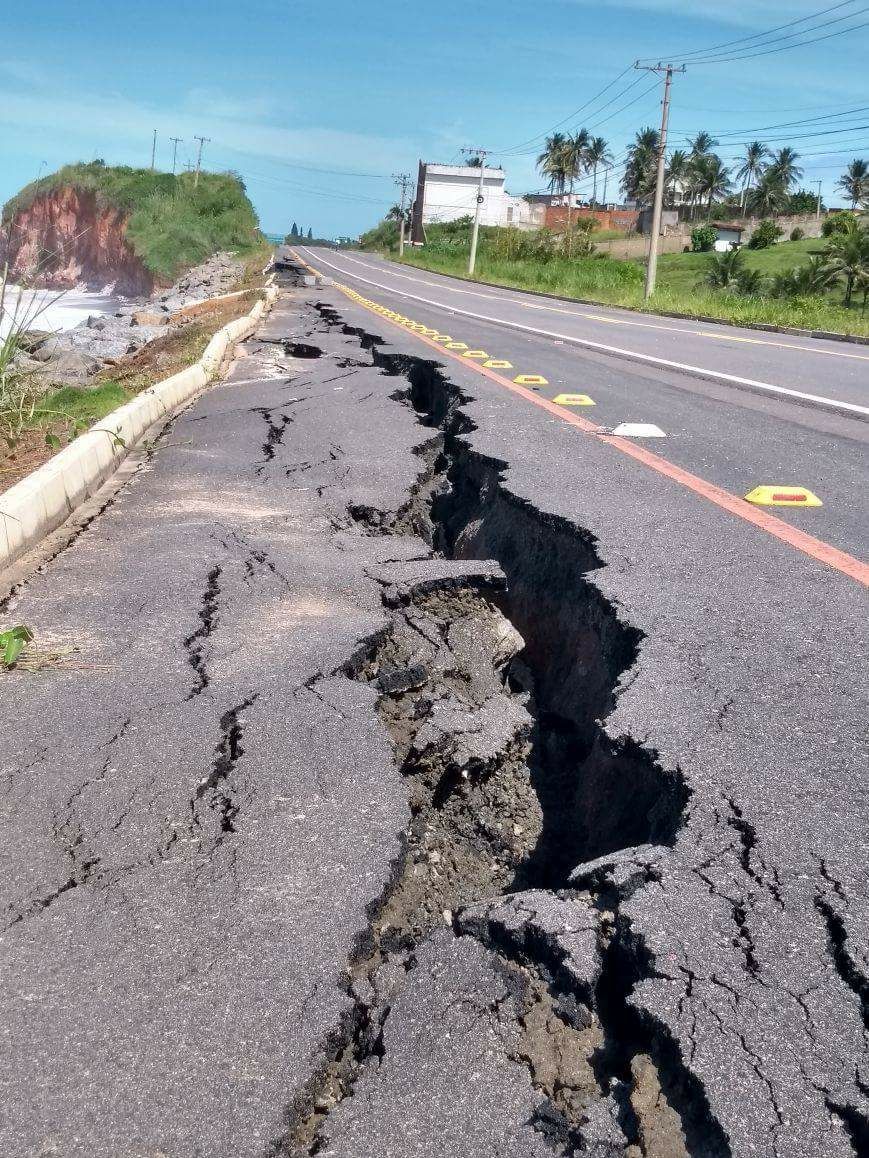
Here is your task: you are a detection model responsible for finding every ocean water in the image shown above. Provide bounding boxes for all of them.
[0,284,121,341]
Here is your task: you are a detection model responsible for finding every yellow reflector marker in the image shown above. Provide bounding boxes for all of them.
[445,342,469,350]
[745,486,823,507]
[462,350,489,360]
[515,374,548,386]
[554,393,596,406]
[434,335,452,342]
[484,359,513,369]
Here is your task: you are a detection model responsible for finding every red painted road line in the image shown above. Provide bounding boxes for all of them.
[292,252,869,588]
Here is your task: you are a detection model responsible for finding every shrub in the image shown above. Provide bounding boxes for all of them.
[790,227,805,241]
[821,210,859,237]
[770,257,835,299]
[735,268,765,296]
[706,247,747,289]
[691,225,717,252]
[748,219,784,249]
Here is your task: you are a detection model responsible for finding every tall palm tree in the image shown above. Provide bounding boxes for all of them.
[735,142,771,211]
[585,136,612,207]
[749,170,789,216]
[768,147,803,191]
[622,127,659,206]
[561,130,590,253]
[688,131,719,158]
[692,155,731,216]
[837,159,869,209]
[537,133,569,197]
[665,149,690,208]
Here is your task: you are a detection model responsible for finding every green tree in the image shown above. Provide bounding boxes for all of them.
[837,159,869,209]
[290,221,298,237]
[823,221,869,305]
[748,219,784,249]
[537,133,569,197]
[767,147,803,191]
[307,227,313,239]
[735,142,770,210]
[691,224,717,252]
[749,171,789,217]
[585,136,613,207]
[666,149,690,208]
[622,127,659,206]
[692,155,731,216]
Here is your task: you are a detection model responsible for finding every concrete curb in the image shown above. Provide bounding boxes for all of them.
[393,258,869,347]
[0,282,281,573]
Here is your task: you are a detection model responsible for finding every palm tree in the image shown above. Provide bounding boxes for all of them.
[768,147,803,191]
[693,155,731,216]
[537,133,569,198]
[562,129,590,246]
[735,142,771,211]
[749,171,789,217]
[771,256,836,298]
[823,222,869,306]
[585,136,612,207]
[706,247,746,289]
[688,131,719,158]
[622,127,659,206]
[837,159,869,209]
[665,149,690,208]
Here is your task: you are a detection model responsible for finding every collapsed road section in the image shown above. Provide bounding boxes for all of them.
[0,264,866,1158]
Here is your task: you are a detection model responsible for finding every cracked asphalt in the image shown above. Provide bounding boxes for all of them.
[0,268,866,1158]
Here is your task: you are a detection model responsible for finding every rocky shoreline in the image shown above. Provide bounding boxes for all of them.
[13,252,247,388]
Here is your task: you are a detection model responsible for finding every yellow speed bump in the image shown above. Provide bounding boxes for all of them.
[515,374,548,386]
[554,393,596,406]
[484,359,513,369]
[433,335,452,342]
[462,350,489,360]
[744,486,823,507]
[445,342,469,350]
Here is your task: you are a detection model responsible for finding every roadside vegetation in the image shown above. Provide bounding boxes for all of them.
[2,161,263,281]
[0,273,265,493]
[365,214,869,336]
[363,119,869,336]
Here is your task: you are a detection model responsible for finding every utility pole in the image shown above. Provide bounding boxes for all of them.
[635,62,684,301]
[170,137,183,176]
[816,180,823,220]
[602,165,609,208]
[193,136,211,187]
[151,129,157,172]
[462,147,489,276]
[393,173,413,257]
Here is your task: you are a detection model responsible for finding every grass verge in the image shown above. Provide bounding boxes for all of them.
[396,241,869,337]
[1,289,262,493]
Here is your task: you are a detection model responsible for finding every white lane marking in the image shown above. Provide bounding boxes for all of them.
[327,250,869,364]
[611,423,667,437]
[299,249,869,418]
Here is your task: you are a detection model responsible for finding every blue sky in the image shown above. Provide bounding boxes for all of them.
[2,0,867,237]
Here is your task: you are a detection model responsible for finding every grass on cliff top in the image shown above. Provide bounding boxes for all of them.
[3,161,263,282]
[394,237,869,337]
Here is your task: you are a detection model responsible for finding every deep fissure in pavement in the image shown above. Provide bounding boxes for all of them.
[276,302,726,1157]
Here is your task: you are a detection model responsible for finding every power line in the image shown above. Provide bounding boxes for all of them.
[488,64,635,155]
[687,14,869,64]
[639,0,862,62]
[217,142,392,181]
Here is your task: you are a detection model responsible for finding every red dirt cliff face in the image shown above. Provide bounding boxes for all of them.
[0,187,153,296]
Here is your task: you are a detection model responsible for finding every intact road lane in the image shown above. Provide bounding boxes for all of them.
[298,246,869,562]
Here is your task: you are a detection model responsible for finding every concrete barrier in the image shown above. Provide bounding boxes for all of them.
[0,283,280,574]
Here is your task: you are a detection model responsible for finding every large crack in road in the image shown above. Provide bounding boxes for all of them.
[276,303,729,1158]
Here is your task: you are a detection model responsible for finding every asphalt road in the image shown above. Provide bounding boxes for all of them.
[1,265,866,1158]
[298,246,869,561]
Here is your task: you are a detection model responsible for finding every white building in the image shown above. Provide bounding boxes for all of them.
[410,162,538,241]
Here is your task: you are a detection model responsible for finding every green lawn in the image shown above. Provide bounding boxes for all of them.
[34,382,128,428]
[395,237,868,337]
